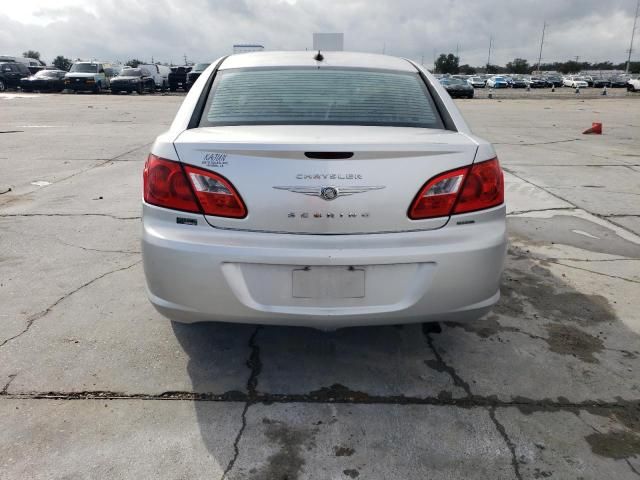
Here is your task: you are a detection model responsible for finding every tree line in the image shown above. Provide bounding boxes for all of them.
[434,53,639,75]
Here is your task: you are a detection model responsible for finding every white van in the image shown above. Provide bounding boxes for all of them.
[65,61,116,93]
[139,64,171,90]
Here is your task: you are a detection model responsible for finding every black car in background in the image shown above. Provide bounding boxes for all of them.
[168,66,192,91]
[608,76,629,88]
[439,77,474,99]
[544,75,563,87]
[20,70,67,92]
[511,78,528,88]
[528,77,548,88]
[186,63,211,90]
[110,67,156,94]
[593,77,611,88]
[0,62,31,91]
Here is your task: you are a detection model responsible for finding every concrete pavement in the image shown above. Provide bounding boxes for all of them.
[1,93,639,479]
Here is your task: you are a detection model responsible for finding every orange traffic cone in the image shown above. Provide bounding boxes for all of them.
[583,122,603,135]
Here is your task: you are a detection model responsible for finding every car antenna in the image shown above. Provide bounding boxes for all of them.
[314,50,324,62]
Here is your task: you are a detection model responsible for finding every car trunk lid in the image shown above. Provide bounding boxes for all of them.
[173,125,478,234]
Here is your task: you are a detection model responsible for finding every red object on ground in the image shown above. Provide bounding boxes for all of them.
[583,122,603,134]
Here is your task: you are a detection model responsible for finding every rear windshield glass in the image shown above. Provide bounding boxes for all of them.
[199,68,444,129]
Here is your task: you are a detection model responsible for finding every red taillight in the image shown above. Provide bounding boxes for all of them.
[183,164,247,218]
[143,155,200,213]
[408,158,503,219]
[453,158,504,214]
[143,155,247,218]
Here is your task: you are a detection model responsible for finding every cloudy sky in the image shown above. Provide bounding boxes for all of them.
[1,0,638,67]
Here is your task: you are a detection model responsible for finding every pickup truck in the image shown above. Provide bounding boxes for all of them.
[168,66,191,92]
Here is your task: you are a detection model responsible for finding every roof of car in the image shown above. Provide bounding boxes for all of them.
[219,51,417,72]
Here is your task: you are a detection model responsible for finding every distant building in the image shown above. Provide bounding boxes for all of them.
[312,33,344,51]
[233,44,265,54]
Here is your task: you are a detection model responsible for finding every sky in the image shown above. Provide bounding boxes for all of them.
[1,0,638,67]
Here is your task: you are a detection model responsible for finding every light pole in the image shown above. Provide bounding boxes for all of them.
[626,0,640,74]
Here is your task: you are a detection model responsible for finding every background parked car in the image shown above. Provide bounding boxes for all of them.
[168,66,191,91]
[593,77,611,88]
[19,69,67,92]
[139,64,171,91]
[608,76,629,88]
[186,63,211,90]
[627,78,640,92]
[467,76,486,88]
[439,77,474,98]
[0,55,45,74]
[486,76,509,88]
[543,75,563,87]
[65,61,115,93]
[563,76,588,88]
[526,77,548,88]
[511,77,527,88]
[0,61,31,91]
[110,67,156,94]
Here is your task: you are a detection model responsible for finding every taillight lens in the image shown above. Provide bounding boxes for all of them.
[143,155,247,218]
[453,158,504,214]
[144,155,200,213]
[183,165,247,218]
[408,158,503,219]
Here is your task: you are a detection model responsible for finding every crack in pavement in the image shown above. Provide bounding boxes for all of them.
[489,406,523,480]
[508,207,577,216]
[504,168,640,239]
[550,260,640,284]
[0,213,141,220]
[626,459,640,477]
[1,374,17,394]
[2,389,639,411]
[422,323,472,397]
[423,323,524,480]
[220,326,262,480]
[494,138,582,146]
[56,239,141,255]
[0,260,141,350]
[0,142,151,203]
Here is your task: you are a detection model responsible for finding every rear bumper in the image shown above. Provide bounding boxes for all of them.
[142,203,507,329]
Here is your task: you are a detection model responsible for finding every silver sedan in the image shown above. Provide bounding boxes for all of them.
[142,51,507,330]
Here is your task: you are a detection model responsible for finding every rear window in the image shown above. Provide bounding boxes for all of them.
[198,68,444,129]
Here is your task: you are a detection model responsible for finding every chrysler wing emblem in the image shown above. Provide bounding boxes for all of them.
[273,185,385,201]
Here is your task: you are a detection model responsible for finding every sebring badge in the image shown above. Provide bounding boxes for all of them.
[273,185,385,201]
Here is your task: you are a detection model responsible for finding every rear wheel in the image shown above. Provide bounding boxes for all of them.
[138,83,144,95]
[0,79,6,92]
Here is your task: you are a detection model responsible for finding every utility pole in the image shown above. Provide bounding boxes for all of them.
[183,53,188,65]
[487,36,493,70]
[626,0,640,73]
[456,43,460,59]
[536,21,547,73]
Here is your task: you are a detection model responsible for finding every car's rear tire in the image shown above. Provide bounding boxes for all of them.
[0,79,6,92]
[138,84,144,95]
